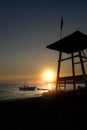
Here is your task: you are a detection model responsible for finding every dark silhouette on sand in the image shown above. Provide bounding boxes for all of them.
[47,31,87,91]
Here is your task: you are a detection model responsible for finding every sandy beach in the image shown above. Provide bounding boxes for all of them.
[0,89,87,130]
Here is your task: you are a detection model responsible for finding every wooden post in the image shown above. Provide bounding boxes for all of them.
[56,51,62,91]
[79,51,87,87]
[71,53,76,90]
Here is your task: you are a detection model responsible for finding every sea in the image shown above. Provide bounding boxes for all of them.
[0,83,85,101]
[0,83,55,101]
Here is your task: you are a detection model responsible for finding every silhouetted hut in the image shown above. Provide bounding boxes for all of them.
[47,31,87,91]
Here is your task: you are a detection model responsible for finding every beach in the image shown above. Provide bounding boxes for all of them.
[0,89,87,130]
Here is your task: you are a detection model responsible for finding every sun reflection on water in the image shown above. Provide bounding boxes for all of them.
[47,83,53,90]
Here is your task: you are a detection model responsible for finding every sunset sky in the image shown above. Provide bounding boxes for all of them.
[0,0,87,84]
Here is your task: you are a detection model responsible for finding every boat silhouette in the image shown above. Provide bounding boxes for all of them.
[18,85,36,91]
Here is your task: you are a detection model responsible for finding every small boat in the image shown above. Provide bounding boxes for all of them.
[18,85,36,91]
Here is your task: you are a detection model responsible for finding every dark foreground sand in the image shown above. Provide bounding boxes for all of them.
[0,89,87,130]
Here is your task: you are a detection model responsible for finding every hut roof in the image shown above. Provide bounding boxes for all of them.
[46,31,87,53]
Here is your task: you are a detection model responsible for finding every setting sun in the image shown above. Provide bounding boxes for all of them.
[42,70,55,83]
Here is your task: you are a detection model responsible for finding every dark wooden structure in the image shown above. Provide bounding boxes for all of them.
[47,31,87,91]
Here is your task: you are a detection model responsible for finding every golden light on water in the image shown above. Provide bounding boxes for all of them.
[48,83,53,90]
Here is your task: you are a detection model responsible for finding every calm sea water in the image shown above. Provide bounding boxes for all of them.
[0,83,55,101]
[0,83,84,101]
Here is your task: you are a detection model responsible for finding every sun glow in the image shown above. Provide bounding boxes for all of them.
[42,70,55,83]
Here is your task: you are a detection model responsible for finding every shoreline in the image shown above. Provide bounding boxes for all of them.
[0,88,87,105]
[0,94,43,103]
